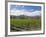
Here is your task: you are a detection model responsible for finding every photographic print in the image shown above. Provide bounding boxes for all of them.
[10,4,41,31]
[8,2,44,35]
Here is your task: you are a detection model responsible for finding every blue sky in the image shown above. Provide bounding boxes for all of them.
[10,5,41,12]
[10,5,41,16]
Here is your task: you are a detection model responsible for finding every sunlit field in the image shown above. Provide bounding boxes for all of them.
[10,17,41,32]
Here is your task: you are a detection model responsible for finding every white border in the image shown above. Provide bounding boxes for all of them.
[8,2,44,35]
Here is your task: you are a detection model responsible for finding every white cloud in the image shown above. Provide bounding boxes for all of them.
[10,10,24,16]
[24,11,41,16]
[29,9,34,12]
[10,9,41,16]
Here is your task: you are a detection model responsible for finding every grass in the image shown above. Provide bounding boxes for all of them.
[10,18,41,32]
